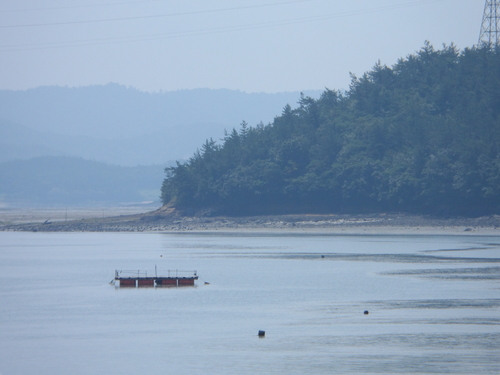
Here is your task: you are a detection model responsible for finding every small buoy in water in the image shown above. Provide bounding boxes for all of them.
[364,310,369,315]
[321,255,325,258]
[258,330,265,337]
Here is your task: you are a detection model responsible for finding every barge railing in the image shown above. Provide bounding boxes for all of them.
[113,269,198,288]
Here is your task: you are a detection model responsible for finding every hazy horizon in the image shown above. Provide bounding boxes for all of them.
[0,0,485,93]
[0,83,329,95]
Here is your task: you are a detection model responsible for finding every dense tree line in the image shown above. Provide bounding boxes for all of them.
[161,43,500,216]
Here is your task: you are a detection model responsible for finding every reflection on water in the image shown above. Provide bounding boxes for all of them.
[0,232,499,375]
[302,332,500,350]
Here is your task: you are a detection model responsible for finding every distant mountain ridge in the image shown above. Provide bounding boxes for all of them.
[0,84,321,165]
[0,84,321,207]
[0,156,166,207]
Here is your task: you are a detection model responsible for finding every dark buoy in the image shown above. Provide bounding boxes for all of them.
[321,255,325,258]
[258,330,265,337]
[364,310,369,315]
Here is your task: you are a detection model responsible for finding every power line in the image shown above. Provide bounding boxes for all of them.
[0,0,167,13]
[1,0,448,52]
[0,0,315,28]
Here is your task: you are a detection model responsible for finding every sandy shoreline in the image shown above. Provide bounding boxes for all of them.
[1,207,500,235]
[0,206,155,224]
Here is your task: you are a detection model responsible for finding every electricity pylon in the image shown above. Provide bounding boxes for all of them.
[479,0,500,45]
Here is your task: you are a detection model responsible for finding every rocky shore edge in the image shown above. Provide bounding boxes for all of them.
[1,206,500,234]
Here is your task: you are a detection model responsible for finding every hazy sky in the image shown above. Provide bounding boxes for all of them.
[0,0,486,93]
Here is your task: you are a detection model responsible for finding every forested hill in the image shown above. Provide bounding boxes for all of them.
[161,43,500,216]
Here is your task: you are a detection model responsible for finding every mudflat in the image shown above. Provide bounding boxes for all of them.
[1,206,499,235]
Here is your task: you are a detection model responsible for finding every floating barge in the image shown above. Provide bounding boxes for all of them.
[113,269,198,287]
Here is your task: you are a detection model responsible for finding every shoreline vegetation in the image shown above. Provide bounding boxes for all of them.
[1,206,499,235]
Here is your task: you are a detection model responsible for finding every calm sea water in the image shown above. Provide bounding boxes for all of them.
[0,231,499,375]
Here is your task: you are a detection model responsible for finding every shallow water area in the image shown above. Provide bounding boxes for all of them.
[0,231,499,374]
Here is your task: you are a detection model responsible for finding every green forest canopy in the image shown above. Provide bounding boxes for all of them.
[161,43,500,216]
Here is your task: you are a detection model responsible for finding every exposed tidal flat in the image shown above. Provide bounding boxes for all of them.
[1,206,500,235]
[0,205,153,225]
[0,230,499,374]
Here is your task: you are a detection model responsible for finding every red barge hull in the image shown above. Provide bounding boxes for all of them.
[114,270,198,287]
